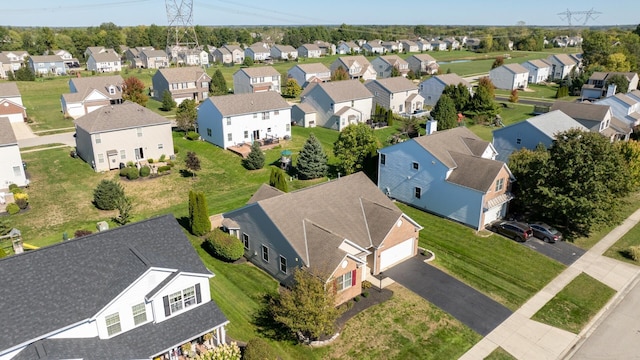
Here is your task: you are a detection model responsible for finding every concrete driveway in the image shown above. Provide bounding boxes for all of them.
[384,257,512,336]
[522,238,585,266]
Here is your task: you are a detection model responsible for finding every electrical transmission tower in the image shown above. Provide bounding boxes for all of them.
[165,0,199,54]
[557,8,602,27]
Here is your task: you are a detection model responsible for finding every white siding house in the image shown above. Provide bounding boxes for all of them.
[365,77,423,114]
[197,92,292,149]
[419,73,473,106]
[0,83,26,123]
[0,117,28,188]
[270,45,298,61]
[371,55,410,78]
[233,66,281,94]
[86,50,122,73]
[489,63,529,90]
[521,59,551,84]
[286,63,331,89]
[329,56,376,81]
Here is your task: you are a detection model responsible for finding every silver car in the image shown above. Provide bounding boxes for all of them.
[530,223,563,243]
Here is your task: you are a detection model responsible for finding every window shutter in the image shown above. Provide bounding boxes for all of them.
[195,283,202,304]
[351,269,357,286]
[163,295,170,317]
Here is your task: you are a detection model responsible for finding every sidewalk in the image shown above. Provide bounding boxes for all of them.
[460,208,640,360]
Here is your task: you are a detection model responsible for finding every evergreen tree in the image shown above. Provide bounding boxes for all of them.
[491,56,504,69]
[243,56,254,67]
[386,109,394,126]
[209,69,227,95]
[431,94,458,130]
[297,133,328,180]
[471,78,499,117]
[14,66,35,81]
[331,66,349,81]
[442,83,471,112]
[93,179,125,210]
[176,99,198,133]
[269,167,288,192]
[243,141,265,170]
[189,190,211,236]
[160,90,176,111]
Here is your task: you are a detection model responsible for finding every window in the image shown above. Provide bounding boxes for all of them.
[516,138,521,145]
[120,150,126,160]
[262,245,269,262]
[336,271,353,291]
[183,286,196,308]
[158,143,163,149]
[137,128,143,137]
[169,291,183,313]
[244,131,249,139]
[412,162,419,170]
[279,255,287,273]
[242,233,249,249]
[227,133,232,142]
[226,117,231,125]
[267,127,272,133]
[274,110,279,115]
[132,303,147,326]
[253,113,258,118]
[286,123,290,131]
[351,100,355,107]
[207,128,212,137]
[105,313,121,336]
[414,187,421,199]
[380,154,386,165]
[95,134,101,144]
[13,166,21,177]
[97,153,105,163]
[262,112,270,120]
[495,178,505,192]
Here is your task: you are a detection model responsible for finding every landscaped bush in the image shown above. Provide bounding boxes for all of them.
[74,229,93,238]
[186,131,200,141]
[119,167,129,177]
[139,165,151,177]
[126,167,139,180]
[148,158,154,164]
[628,245,640,261]
[174,146,179,154]
[362,291,370,298]
[14,193,28,210]
[8,184,18,191]
[243,338,278,360]
[158,165,171,173]
[93,179,125,210]
[6,203,20,215]
[126,161,135,167]
[0,247,6,259]
[159,154,166,162]
[362,280,372,290]
[9,187,24,195]
[204,228,244,262]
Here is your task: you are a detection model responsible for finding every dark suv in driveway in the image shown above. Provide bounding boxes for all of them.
[490,221,533,242]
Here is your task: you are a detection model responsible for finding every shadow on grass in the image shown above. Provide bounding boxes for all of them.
[179,169,196,178]
[618,249,635,260]
[252,293,297,342]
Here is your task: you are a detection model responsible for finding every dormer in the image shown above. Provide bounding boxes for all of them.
[108,85,117,95]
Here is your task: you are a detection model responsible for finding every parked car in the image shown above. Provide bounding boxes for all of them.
[490,221,533,242]
[529,222,563,243]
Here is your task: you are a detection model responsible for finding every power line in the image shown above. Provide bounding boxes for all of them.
[558,8,602,27]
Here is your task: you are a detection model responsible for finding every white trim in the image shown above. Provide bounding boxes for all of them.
[150,320,230,359]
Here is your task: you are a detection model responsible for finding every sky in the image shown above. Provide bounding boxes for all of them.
[2,0,639,28]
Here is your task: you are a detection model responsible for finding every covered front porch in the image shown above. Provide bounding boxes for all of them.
[154,326,227,360]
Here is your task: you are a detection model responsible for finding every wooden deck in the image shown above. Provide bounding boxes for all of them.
[227,138,283,158]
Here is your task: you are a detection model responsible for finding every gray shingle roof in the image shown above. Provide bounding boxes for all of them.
[550,101,610,122]
[447,152,506,192]
[501,63,529,74]
[366,77,417,93]
[413,127,489,168]
[408,54,436,63]
[0,214,211,352]
[299,43,321,51]
[291,63,330,75]
[156,67,210,84]
[549,54,578,66]
[247,183,285,203]
[524,110,588,138]
[236,66,281,78]
[12,301,227,360]
[308,79,373,103]
[0,117,18,145]
[524,59,551,69]
[0,82,20,97]
[433,73,470,87]
[67,75,124,101]
[74,101,170,133]
[90,51,120,62]
[204,91,291,117]
[29,55,64,63]
[142,49,168,58]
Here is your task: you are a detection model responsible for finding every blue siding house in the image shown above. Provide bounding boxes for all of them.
[378,126,514,230]
[28,55,67,75]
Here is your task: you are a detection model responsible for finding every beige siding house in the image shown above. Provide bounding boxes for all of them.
[365,77,424,114]
[330,56,376,81]
[152,67,211,105]
[74,101,174,172]
[232,66,281,94]
[286,63,331,89]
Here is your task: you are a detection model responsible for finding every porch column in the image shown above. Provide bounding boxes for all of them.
[215,327,221,346]
[220,325,226,344]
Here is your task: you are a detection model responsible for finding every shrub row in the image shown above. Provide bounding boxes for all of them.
[203,229,244,262]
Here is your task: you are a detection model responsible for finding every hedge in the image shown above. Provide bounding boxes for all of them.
[204,229,244,262]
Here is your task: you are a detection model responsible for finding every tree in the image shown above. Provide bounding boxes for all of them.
[491,56,504,69]
[390,66,401,77]
[431,94,457,130]
[160,90,176,111]
[509,89,519,103]
[331,66,349,81]
[398,116,420,138]
[243,56,254,67]
[176,99,198,133]
[189,190,211,236]
[269,167,288,192]
[605,74,630,94]
[243,141,265,170]
[616,140,640,190]
[333,123,379,175]
[269,268,342,340]
[13,65,35,81]
[122,76,148,106]
[607,53,631,72]
[442,83,471,113]
[209,69,228,95]
[113,196,133,225]
[470,78,499,118]
[185,151,201,178]
[282,78,302,98]
[296,133,328,179]
[93,179,125,210]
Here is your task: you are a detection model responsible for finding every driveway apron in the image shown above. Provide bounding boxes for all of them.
[385,257,512,336]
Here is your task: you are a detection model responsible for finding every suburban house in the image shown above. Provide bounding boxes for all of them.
[406,54,439,75]
[222,172,423,305]
[291,102,318,128]
[329,56,376,81]
[489,63,529,90]
[197,91,291,149]
[581,72,640,99]
[124,46,153,68]
[550,101,631,141]
[87,50,122,73]
[314,40,335,56]
[381,41,401,53]
[546,54,580,80]
[364,77,424,114]
[400,40,419,53]
[419,73,473,106]
[61,75,124,119]
[84,46,110,59]
[379,126,514,230]
[140,49,169,69]
[177,48,209,67]
[297,44,322,58]
[245,45,271,62]
[73,101,174,172]
[337,41,361,54]
[45,49,79,68]
[0,82,27,123]
[492,110,590,162]
[0,215,230,360]
[286,63,331,89]
[0,51,29,71]
[232,66,281,94]
[27,55,67,75]
[443,37,461,50]
[0,117,28,189]
[465,38,482,51]
[270,45,298,61]
[596,91,640,127]
[371,55,410,78]
[0,54,12,79]
[152,67,211,105]
[362,40,385,54]
[430,40,447,51]
[521,59,552,84]
[416,40,433,52]
[211,45,245,64]
[296,80,373,131]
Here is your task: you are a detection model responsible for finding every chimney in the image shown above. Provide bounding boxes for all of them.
[426,120,438,135]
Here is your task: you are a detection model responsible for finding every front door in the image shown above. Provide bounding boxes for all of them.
[134,147,144,160]
[252,130,260,142]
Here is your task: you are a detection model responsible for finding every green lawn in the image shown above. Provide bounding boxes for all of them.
[466,103,535,142]
[604,206,640,264]
[398,203,566,310]
[484,347,517,360]
[532,273,615,334]
[495,83,559,101]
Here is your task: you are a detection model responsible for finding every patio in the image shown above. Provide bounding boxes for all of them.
[226,136,284,158]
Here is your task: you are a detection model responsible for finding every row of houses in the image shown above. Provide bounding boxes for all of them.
[489,53,584,91]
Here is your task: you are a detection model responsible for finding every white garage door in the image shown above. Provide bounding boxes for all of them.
[380,238,414,271]
[6,113,23,123]
[483,204,505,227]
